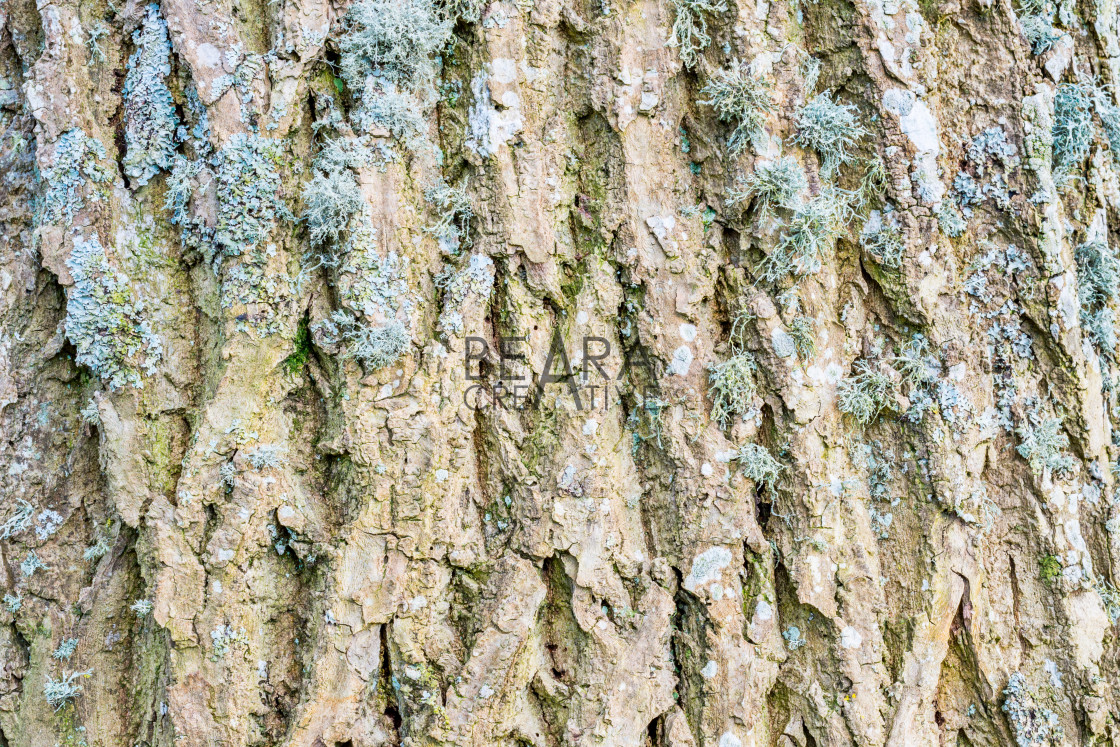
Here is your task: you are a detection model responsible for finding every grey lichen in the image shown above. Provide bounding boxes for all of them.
[42,129,111,225]
[936,199,967,238]
[214,134,289,259]
[1016,411,1074,477]
[859,207,904,268]
[1015,0,1062,55]
[1001,673,1065,746]
[322,312,411,370]
[20,550,46,577]
[53,638,79,660]
[735,443,783,487]
[44,670,92,711]
[340,0,451,90]
[759,187,850,281]
[64,236,162,390]
[1074,236,1119,354]
[1053,82,1093,183]
[340,0,451,140]
[837,361,894,425]
[0,498,33,540]
[729,155,806,213]
[700,61,774,154]
[121,4,179,186]
[302,164,364,248]
[708,352,757,428]
[668,0,727,69]
[792,94,867,177]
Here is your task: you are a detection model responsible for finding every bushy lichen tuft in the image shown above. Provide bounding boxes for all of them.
[729,155,805,213]
[1096,580,1120,625]
[891,334,938,386]
[322,312,411,369]
[708,352,757,428]
[1093,85,1120,158]
[859,207,904,268]
[1015,0,1061,55]
[53,638,79,660]
[64,236,162,390]
[340,0,451,90]
[735,443,783,487]
[668,0,727,69]
[1016,411,1074,476]
[340,0,451,147]
[792,93,867,177]
[837,361,894,424]
[122,5,179,186]
[788,316,816,359]
[44,670,92,711]
[302,167,364,248]
[759,186,850,281]
[0,499,33,540]
[1075,236,1120,353]
[1053,82,1093,183]
[700,61,774,154]
[424,182,473,252]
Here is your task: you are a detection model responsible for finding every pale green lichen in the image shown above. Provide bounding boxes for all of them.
[729,155,806,213]
[668,0,727,69]
[64,236,162,390]
[708,352,757,428]
[700,61,774,154]
[735,443,783,487]
[121,4,179,186]
[792,94,867,177]
[837,361,894,424]
[42,129,111,225]
[759,187,850,281]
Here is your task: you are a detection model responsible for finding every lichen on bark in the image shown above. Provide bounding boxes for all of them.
[2,0,1120,743]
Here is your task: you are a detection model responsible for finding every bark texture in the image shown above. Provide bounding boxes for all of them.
[1,0,1120,744]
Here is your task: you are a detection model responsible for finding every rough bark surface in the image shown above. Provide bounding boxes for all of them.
[2,0,1120,744]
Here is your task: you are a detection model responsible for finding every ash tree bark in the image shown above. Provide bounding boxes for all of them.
[1,0,1119,744]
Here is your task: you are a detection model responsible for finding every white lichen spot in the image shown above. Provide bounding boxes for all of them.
[840,625,863,649]
[683,546,733,591]
[668,345,694,376]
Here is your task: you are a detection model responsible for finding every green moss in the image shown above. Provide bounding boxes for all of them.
[282,317,313,376]
[1038,555,1061,583]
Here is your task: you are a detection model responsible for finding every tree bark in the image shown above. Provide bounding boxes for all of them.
[1,0,1118,744]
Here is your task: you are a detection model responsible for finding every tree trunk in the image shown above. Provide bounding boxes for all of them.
[1,0,1118,744]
